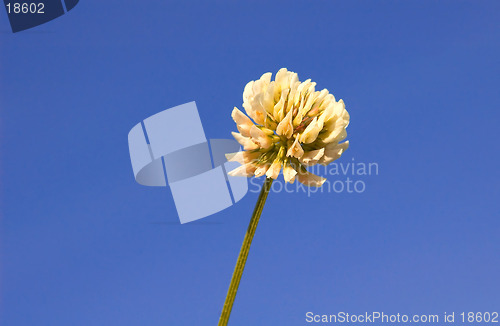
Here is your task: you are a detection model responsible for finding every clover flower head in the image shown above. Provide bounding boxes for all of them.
[227,68,350,187]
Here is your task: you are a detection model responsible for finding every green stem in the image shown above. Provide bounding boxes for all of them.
[218,177,274,326]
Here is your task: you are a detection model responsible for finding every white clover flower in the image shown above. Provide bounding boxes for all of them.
[227,68,350,187]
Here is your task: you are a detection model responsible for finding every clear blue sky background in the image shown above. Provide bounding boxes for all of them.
[1,1,499,325]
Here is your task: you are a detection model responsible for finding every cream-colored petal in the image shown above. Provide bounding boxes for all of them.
[275,68,290,90]
[245,108,266,126]
[226,151,260,164]
[262,82,275,114]
[335,128,348,143]
[321,118,348,144]
[294,80,311,105]
[250,125,272,149]
[292,109,303,128]
[299,116,323,144]
[273,97,285,122]
[303,90,320,116]
[259,72,272,85]
[295,96,306,117]
[231,132,259,150]
[297,170,326,187]
[288,72,299,89]
[273,89,289,122]
[254,164,270,177]
[249,93,268,125]
[320,93,336,109]
[286,80,300,112]
[314,89,330,107]
[299,148,325,166]
[252,79,265,95]
[332,99,346,118]
[340,103,350,126]
[242,101,262,125]
[283,164,298,183]
[243,81,254,101]
[265,160,282,179]
[228,162,257,177]
[320,102,335,121]
[286,136,304,158]
[276,109,294,138]
[319,141,349,165]
[231,107,255,137]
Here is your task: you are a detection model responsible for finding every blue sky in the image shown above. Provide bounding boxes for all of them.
[1,1,499,325]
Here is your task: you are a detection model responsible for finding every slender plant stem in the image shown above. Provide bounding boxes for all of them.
[218,177,274,326]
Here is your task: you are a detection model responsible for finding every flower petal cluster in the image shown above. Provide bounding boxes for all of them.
[227,68,349,187]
